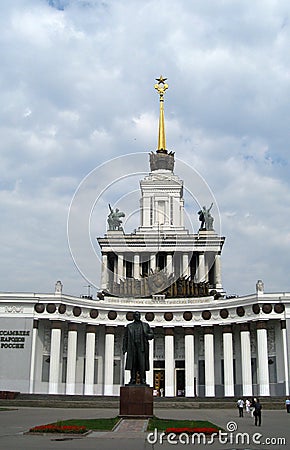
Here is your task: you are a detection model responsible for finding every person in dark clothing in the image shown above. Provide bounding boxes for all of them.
[123,311,154,385]
[237,398,244,417]
[253,398,262,426]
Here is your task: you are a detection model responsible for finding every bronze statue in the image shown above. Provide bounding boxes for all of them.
[107,204,125,231]
[122,311,154,385]
[198,203,214,231]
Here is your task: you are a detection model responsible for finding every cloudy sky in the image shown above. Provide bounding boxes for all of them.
[1,0,290,298]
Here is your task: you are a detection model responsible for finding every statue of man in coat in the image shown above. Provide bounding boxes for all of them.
[123,311,154,385]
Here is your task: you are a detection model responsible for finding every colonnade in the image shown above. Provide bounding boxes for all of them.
[29,319,289,397]
[101,252,222,289]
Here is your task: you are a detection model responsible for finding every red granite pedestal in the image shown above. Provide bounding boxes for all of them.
[119,385,153,417]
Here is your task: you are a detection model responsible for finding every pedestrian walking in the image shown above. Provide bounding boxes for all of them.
[237,398,244,417]
[245,398,251,413]
[250,397,257,417]
[285,398,290,413]
[253,398,262,426]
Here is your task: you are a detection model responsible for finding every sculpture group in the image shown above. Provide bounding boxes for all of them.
[107,204,125,231]
[198,203,214,231]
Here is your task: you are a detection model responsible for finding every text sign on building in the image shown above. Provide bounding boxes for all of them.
[0,330,30,349]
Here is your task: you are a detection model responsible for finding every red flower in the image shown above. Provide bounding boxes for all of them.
[29,424,87,434]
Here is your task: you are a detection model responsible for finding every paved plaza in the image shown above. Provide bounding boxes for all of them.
[0,405,289,450]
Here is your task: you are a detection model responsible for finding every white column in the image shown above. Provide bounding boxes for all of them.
[66,323,78,395]
[204,327,215,397]
[48,321,62,394]
[257,321,270,396]
[133,254,140,279]
[198,253,206,283]
[281,321,289,396]
[150,253,156,273]
[240,323,253,397]
[167,253,173,275]
[142,196,150,227]
[117,254,124,281]
[185,328,195,397]
[84,325,96,395]
[165,328,175,397]
[204,256,209,282]
[173,197,180,227]
[182,253,190,277]
[104,326,115,396]
[101,254,108,289]
[164,199,170,225]
[180,199,184,227]
[222,326,234,397]
[29,320,39,394]
[214,254,222,289]
[113,255,118,283]
[148,339,154,387]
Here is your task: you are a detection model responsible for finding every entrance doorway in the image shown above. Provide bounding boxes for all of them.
[175,368,185,396]
[154,369,165,397]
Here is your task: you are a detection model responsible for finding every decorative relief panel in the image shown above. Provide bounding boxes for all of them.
[114,328,123,356]
[43,327,51,354]
[62,329,68,355]
[267,327,275,355]
[154,333,165,359]
[198,333,204,356]
[174,332,185,359]
[5,305,24,314]
[95,331,99,356]
[250,330,256,354]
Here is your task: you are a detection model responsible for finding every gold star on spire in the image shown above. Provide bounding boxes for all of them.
[154,76,168,152]
[155,75,167,84]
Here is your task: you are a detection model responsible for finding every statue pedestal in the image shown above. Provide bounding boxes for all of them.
[119,385,153,417]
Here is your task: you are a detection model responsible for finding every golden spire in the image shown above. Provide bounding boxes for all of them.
[154,75,168,153]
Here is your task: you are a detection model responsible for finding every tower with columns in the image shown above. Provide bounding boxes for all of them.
[98,76,225,295]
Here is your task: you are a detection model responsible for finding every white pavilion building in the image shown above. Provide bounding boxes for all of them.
[0,77,289,398]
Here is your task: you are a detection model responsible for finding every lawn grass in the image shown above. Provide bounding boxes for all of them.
[41,416,220,432]
[53,417,120,431]
[147,416,220,431]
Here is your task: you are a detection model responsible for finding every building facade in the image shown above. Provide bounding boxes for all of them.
[0,78,289,397]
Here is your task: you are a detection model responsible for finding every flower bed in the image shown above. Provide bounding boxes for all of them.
[29,424,87,434]
[166,427,219,435]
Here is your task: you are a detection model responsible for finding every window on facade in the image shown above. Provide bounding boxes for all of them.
[93,359,99,384]
[156,252,166,271]
[62,357,67,383]
[41,355,50,382]
[113,359,121,384]
[251,358,257,384]
[175,360,185,368]
[198,360,205,385]
[268,356,277,383]
[125,260,133,278]
[154,360,165,369]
